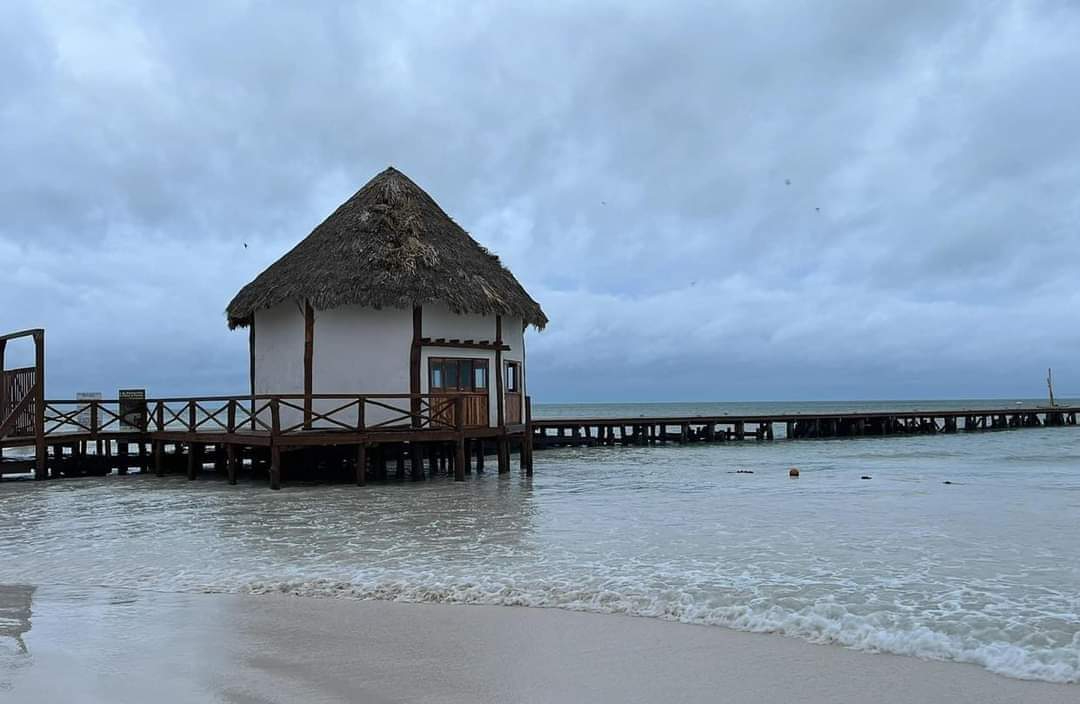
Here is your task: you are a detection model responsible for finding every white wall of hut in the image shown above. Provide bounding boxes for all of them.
[252,302,526,430]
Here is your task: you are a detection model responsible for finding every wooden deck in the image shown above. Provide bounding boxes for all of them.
[0,392,534,488]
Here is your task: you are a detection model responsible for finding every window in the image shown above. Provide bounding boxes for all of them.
[429,358,488,392]
[505,361,520,393]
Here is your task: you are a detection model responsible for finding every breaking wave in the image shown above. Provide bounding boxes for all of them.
[243,576,1080,684]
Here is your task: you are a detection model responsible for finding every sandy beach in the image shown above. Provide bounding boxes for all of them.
[1,585,1074,704]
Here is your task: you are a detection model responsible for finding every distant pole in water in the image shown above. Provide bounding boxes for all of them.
[1047,367,1056,408]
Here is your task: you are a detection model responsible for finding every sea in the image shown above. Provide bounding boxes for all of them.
[1,400,1078,683]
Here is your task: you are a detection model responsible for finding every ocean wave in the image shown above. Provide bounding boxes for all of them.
[242,577,1080,684]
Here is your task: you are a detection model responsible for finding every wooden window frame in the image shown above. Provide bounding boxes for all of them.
[429,357,489,393]
[505,360,521,394]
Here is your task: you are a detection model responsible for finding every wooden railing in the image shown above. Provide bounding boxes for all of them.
[38,393,481,438]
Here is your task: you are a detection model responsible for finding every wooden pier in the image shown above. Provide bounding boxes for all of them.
[5,330,1079,488]
[532,407,1079,449]
[0,392,535,487]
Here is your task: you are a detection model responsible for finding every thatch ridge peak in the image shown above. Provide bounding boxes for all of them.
[226,167,547,330]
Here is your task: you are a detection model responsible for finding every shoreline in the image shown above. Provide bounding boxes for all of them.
[3,585,1077,703]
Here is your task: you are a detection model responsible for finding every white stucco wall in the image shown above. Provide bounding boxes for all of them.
[252,304,302,429]
[313,303,412,426]
[252,301,532,430]
[422,304,499,342]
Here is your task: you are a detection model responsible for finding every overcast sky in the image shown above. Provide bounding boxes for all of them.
[2,0,1078,402]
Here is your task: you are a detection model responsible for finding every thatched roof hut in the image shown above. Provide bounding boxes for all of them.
[226,167,547,330]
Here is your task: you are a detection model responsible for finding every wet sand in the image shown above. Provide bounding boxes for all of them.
[1,586,1075,703]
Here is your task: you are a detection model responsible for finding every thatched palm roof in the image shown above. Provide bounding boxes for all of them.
[226,167,547,330]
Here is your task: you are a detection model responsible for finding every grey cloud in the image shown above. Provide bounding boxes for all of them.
[1,0,1078,401]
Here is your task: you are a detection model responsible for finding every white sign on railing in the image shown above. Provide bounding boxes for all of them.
[119,389,147,431]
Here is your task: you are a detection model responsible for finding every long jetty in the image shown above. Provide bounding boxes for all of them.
[532,407,1079,448]
[4,331,1079,486]
[2,400,1077,486]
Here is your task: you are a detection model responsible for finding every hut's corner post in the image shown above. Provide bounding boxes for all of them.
[523,395,534,476]
[494,315,504,430]
[33,330,46,480]
[303,301,314,431]
[410,306,422,428]
[248,314,256,431]
[454,396,466,482]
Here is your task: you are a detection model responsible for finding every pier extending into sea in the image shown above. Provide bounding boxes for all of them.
[4,328,1078,488]
[532,407,1079,448]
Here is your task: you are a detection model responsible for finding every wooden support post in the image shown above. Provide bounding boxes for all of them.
[269,445,281,490]
[153,441,163,476]
[463,439,473,474]
[372,445,386,481]
[475,440,485,473]
[524,396,534,476]
[118,441,129,475]
[186,443,199,480]
[33,331,46,480]
[356,443,367,486]
[410,443,425,481]
[226,444,238,485]
[138,441,148,473]
[454,397,466,482]
[269,397,282,489]
[497,436,510,475]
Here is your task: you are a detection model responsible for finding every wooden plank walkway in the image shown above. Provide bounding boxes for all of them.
[532,407,1080,448]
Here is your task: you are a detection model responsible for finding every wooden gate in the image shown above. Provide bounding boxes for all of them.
[0,329,46,480]
[430,393,490,428]
[0,367,36,436]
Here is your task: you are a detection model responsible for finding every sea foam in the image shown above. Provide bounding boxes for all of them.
[243,576,1080,684]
